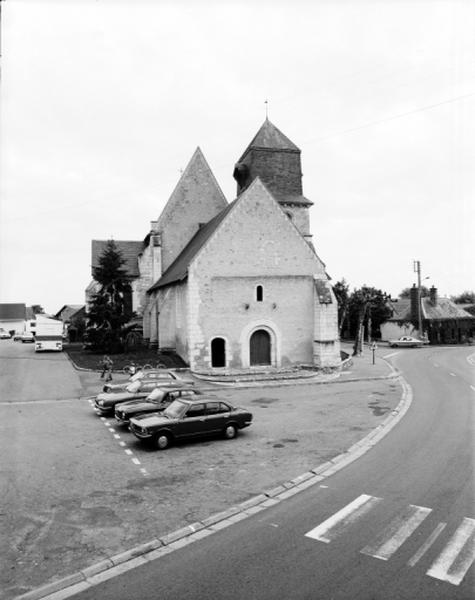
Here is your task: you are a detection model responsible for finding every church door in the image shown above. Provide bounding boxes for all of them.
[211,337,226,367]
[250,330,271,366]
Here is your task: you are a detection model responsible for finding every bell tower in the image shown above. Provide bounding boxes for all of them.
[233,119,313,241]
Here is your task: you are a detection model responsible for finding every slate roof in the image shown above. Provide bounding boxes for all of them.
[55,305,85,321]
[387,297,474,321]
[0,303,26,320]
[148,200,237,292]
[91,240,143,277]
[238,118,300,162]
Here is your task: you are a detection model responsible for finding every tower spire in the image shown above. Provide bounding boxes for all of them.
[264,99,269,120]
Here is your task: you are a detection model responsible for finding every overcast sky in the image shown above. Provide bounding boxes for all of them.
[1,0,474,315]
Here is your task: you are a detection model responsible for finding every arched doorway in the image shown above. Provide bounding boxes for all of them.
[250,329,271,366]
[211,337,226,367]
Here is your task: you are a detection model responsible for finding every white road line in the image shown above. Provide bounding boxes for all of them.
[124,449,133,455]
[383,352,400,359]
[427,518,475,586]
[119,441,126,447]
[305,494,381,544]
[449,373,456,377]
[361,504,432,561]
[108,427,116,432]
[408,522,447,567]
[113,434,121,439]
[470,385,475,392]
[132,458,141,465]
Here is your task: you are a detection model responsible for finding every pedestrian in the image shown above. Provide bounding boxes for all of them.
[100,355,113,381]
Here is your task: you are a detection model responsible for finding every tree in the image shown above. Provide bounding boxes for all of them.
[85,240,133,352]
[349,286,392,356]
[451,291,475,304]
[31,304,45,315]
[333,279,350,337]
[399,286,430,299]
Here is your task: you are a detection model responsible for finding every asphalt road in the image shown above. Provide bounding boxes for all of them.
[67,346,475,600]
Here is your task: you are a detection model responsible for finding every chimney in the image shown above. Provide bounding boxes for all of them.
[429,286,438,305]
[410,284,421,324]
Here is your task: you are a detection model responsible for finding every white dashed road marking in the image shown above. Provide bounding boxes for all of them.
[305,494,381,544]
[305,496,473,586]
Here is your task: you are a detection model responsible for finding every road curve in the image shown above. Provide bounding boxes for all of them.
[37,347,475,600]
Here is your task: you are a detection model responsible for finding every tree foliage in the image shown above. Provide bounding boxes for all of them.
[333,279,350,336]
[31,304,45,315]
[451,290,475,304]
[348,286,392,355]
[85,240,133,352]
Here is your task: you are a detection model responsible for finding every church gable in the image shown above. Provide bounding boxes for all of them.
[190,177,325,279]
[156,147,228,273]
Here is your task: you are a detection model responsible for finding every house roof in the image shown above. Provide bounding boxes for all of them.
[0,303,26,320]
[422,297,475,320]
[148,200,237,292]
[91,240,143,278]
[238,118,300,162]
[387,297,475,321]
[55,304,85,320]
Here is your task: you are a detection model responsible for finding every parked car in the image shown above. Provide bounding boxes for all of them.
[13,332,23,341]
[94,380,192,416]
[102,369,182,393]
[21,332,35,343]
[0,330,11,339]
[114,386,202,426]
[129,397,253,450]
[388,336,425,348]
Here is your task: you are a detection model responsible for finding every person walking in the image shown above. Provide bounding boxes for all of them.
[100,355,114,381]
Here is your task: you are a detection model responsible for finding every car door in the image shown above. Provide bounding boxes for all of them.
[202,402,228,434]
[174,403,207,438]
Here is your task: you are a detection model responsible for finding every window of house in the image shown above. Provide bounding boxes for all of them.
[256,285,263,302]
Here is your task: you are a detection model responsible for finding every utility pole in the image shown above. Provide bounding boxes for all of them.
[413,260,423,338]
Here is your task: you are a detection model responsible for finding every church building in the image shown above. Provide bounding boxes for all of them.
[88,119,341,372]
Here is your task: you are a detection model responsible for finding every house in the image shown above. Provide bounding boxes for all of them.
[88,119,341,371]
[0,303,27,335]
[55,304,86,342]
[381,285,475,344]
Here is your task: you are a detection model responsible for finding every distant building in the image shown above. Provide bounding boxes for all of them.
[87,119,341,371]
[0,303,27,334]
[381,285,475,343]
[55,304,86,342]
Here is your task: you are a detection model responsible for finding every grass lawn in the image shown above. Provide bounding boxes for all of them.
[63,343,187,371]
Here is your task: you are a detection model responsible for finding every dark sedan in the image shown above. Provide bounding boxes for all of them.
[114,386,201,426]
[94,380,191,416]
[129,398,253,450]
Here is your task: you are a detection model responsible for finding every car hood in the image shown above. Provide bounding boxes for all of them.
[97,392,135,405]
[117,400,161,413]
[131,414,171,427]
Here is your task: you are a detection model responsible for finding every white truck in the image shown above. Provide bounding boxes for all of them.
[34,317,64,352]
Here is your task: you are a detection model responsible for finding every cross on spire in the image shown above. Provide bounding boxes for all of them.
[264,99,269,119]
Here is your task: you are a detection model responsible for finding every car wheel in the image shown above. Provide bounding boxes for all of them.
[223,424,237,440]
[155,432,171,450]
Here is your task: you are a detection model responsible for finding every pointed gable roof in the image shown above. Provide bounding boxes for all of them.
[238,118,300,162]
[155,147,227,232]
[148,200,237,291]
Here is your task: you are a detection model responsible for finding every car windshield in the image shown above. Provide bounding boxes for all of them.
[130,371,144,382]
[125,381,141,393]
[163,399,188,419]
[147,388,165,402]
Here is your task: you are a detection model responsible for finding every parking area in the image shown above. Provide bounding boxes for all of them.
[1,342,401,599]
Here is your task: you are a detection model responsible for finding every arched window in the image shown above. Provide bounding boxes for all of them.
[211,337,226,367]
[256,285,263,302]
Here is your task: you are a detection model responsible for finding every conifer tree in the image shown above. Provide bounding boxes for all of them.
[85,240,132,352]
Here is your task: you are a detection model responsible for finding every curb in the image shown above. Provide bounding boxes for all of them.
[15,373,413,600]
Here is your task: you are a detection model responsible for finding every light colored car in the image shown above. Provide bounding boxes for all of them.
[21,332,35,343]
[102,369,182,393]
[388,336,424,348]
[0,330,11,339]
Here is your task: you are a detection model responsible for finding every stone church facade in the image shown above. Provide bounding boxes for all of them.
[88,119,341,372]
